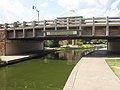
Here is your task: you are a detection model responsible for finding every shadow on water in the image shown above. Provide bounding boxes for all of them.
[34,49,91,63]
[85,50,120,58]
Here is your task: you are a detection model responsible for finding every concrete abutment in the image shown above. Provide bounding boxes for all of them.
[108,39,120,53]
[0,30,6,56]
[5,40,44,55]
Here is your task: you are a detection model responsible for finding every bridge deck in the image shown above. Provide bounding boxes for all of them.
[0,16,120,40]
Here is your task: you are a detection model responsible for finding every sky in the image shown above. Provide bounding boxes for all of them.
[0,0,120,23]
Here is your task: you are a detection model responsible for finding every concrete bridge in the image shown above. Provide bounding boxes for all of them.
[0,16,120,55]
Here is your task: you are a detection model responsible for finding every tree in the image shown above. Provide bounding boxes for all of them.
[45,40,60,47]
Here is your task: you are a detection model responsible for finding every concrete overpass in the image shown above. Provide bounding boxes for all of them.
[0,16,120,55]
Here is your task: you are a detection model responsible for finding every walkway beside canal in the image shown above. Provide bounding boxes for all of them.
[0,50,54,66]
[64,57,120,90]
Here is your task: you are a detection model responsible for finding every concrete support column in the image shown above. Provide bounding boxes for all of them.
[108,40,120,53]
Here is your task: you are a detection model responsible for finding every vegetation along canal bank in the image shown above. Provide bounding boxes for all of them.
[0,49,92,90]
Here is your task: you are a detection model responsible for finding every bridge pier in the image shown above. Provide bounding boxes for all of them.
[108,39,120,53]
[0,30,6,56]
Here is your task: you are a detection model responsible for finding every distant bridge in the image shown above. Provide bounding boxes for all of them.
[1,16,120,55]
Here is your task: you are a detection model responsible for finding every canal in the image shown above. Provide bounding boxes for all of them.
[0,49,91,90]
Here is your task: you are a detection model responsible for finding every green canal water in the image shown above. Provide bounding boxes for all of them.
[0,49,90,90]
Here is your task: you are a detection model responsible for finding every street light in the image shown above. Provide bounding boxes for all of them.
[32,5,39,21]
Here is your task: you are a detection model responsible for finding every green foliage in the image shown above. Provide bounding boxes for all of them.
[55,48,66,51]
[91,39,107,44]
[45,40,60,47]
[76,42,83,46]
[45,40,53,47]
[81,44,94,49]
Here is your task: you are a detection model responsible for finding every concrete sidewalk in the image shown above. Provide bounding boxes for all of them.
[64,57,120,90]
[1,56,29,62]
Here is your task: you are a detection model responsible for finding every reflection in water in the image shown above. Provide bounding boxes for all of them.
[0,49,92,90]
[44,50,86,60]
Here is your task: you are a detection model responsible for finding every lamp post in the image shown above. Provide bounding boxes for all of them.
[32,5,39,21]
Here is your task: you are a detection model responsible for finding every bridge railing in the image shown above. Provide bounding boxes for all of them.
[83,17,106,24]
[0,16,120,31]
[1,16,120,39]
[108,17,120,24]
[0,24,4,30]
[82,17,120,25]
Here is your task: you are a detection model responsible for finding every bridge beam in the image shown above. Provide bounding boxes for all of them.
[108,39,120,53]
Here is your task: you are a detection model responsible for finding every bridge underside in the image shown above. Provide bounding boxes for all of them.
[7,36,120,40]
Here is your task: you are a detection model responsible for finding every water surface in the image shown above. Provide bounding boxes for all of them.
[0,49,90,90]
